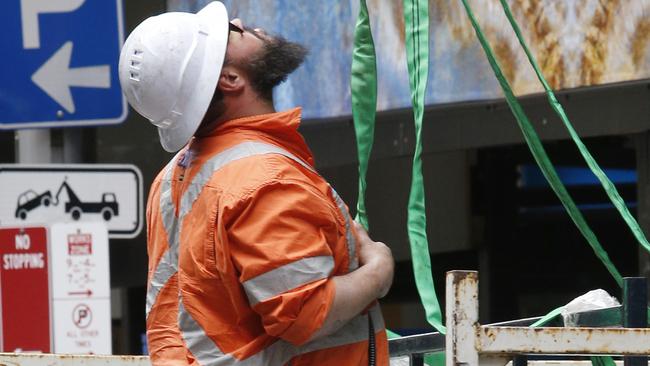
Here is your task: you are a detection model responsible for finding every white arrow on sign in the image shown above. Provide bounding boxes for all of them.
[21,0,86,50]
[31,41,110,114]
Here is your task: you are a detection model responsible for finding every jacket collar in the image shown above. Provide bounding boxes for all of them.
[196,107,316,166]
[214,107,303,136]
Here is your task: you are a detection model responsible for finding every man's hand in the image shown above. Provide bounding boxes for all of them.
[354,221,394,298]
[311,221,395,340]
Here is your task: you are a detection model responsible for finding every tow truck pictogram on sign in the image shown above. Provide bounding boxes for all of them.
[15,178,119,222]
[0,164,143,239]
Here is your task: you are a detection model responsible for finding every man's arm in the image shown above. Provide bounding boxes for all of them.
[312,221,394,339]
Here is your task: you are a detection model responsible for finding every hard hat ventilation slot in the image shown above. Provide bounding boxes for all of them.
[133,49,144,56]
[131,60,141,68]
[130,72,140,81]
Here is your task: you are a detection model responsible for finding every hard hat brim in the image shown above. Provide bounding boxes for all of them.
[158,1,229,152]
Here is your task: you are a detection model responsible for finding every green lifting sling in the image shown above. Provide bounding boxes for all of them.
[352,1,447,364]
[351,0,445,335]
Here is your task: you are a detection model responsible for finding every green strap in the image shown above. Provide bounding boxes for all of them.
[351,0,446,335]
[498,0,650,256]
[350,0,377,230]
[460,0,623,288]
[530,306,564,327]
[403,0,445,334]
[496,5,639,365]
[590,356,617,366]
[386,329,401,339]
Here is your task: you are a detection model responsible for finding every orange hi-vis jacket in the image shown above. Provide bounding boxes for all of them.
[145,108,388,365]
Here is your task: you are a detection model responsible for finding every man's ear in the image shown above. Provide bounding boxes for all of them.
[218,66,245,93]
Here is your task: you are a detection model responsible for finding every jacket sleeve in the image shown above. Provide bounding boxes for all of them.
[226,179,340,346]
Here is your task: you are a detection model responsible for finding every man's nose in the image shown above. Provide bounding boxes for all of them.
[231,18,243,29]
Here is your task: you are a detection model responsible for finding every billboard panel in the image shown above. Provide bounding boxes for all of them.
[168,0,650,119]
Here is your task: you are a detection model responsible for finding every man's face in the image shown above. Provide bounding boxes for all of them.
[224,18,308,100]
[225,19,266,66]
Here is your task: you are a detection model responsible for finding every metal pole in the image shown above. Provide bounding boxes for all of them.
[410,354,424,366]
[635,133,650,293]
[446,271,479,366]
[623,277,647,366]
[15,129,51,163]
[512,355,528,366]
[63,128,83,163]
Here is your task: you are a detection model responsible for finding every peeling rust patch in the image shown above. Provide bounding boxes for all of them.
[632,19,650,69]
[0,352,150,365]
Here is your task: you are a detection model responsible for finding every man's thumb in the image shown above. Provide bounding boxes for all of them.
[353,220,370,241]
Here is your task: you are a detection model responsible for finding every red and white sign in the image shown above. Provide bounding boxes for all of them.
[50,222,111,354]
[0,226,51,352]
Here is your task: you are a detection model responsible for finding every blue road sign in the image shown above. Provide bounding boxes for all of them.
[0,0,127,129]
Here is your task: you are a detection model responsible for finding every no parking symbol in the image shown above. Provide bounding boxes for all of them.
[72,304,92,329]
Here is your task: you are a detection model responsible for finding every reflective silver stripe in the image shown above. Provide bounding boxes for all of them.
[179,300,225,365]
[176,141,314,218]
[331,189,359,272]
[146,154,181,317]
[243,255,334,306]
[301,303,385,354]
[236,141,314,172]
[216,304,385,365]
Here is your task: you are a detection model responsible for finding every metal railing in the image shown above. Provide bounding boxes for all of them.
[389,271,650,366]
[389,316,542,365]
[0,353,150,365]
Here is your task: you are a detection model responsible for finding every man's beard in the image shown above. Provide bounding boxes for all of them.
[244,36,308,102]
[198,34,308,131]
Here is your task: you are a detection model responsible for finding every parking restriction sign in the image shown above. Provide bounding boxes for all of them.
[0,226,51,353]
[50,222,111,354]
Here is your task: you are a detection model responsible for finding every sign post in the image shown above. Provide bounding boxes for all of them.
[0,227,51,353]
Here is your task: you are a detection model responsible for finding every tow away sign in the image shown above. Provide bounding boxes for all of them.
[0,165,142,239]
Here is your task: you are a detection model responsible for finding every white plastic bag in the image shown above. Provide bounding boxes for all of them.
[561,289,620,327]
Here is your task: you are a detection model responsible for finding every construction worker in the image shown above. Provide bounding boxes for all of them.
[119,2,394,365]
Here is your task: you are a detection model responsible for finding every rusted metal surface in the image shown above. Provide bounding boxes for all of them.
[446,270,479,366]
[0,353,150,365]
[446,270,650,365]
[478,326,650,355]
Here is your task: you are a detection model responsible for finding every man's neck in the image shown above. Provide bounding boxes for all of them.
[196,93,275,137]
[216,96,275,123]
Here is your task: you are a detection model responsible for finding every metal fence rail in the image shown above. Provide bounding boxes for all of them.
[388,315,543,365]
[447,271,650,366]
[0,353,150,365]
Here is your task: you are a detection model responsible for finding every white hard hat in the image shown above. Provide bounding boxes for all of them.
[119,2,229,152]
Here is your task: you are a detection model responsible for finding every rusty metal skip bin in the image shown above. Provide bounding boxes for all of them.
[446,271,650,366]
